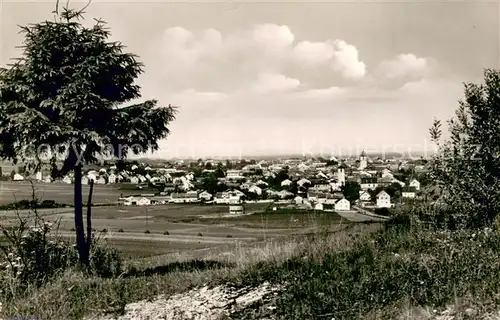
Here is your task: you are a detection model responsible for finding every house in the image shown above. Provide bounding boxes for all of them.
[95,176,106,184]
[314,203,324,211]
[377,176,394,187]
[240,182,252,190]
[137,197,152,206]
[334,198,351,211]
[62,176,72,184]
[13,173,24,181]
[294,196,304,204]
[248,185,262,195]
[35,172,42,181]
[81,176,89,185]
[409,179,421,191]
[297,178,311,186]
[381,169,393,178]
[359,190,371,202]
[319,193,338,205]
[43,175,52,183]
[124,196,151,206]
[229,205,245,215]
[123,196,136,206]
[215,191,242,204]
[170,192,200,204]
[228,192,243,204]
[226,170,244,180]
[87,170,99,181]
[131,165,138,171]
[198,191,213,201]
[281,179,293,187]
[255,180,268,187]
[309,183,332,193]
[376,190,392,208]
[277,190,294,199]
[392,179,406,187]
[360,177,378,191]
[130,176,139,184]
[108,173,117,184]
[402,187,417,199]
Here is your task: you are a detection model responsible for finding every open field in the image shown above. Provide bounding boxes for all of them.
[0,202,352,258]
[0,181,138,205]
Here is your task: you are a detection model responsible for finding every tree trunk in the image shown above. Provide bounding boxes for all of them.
[86,179,94,258]
[74,164,89,265]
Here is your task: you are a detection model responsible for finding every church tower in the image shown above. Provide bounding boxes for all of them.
[359,150,368,170]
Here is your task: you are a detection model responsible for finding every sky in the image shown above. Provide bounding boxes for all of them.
[1,1,499,159]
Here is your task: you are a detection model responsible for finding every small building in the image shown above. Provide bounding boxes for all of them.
[402,187,417,199]
[170,192,200,204]
[314,203,324,211]
[281,179,293,187]
[137,197,151,206]
[248,185,262,195]
[123,196,151,206]
[108,173,117,184]
[294,196,304,204]
[82,176,89,185]
[359,190,371,202]
[62,176,72,184]
[229,205,245,215]
[334,198,351,211]
[95,176,106,184]
[35,171,42,181]
[409,179,421,191]
[360,177,378,191]
[130,176,139,184]
[377,190,392,208]
[13,173,24,181]
[198,191,213,201]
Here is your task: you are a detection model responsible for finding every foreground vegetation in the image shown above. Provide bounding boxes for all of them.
[2,217,500,319]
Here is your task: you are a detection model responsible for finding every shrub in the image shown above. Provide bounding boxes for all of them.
[0,203,124,298]
[117,229,124,233]
[89,240,122,278]
[197,232,203,237]
[0,221,78,290]
[144,230,150,234]
[163,231,169,235]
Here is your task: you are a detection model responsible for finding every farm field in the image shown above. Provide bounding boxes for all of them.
[0,181,140,205]
[0,201,348,259]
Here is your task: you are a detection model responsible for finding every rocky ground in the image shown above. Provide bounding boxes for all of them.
[86,282,281,320]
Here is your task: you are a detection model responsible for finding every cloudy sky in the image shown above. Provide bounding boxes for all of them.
[1,1,498,158]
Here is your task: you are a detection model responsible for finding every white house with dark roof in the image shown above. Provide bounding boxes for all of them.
[409,178,421,191]
[281,179,293,187]
[334,198,351,211]
[376,191,392,208]
[359,190,371,202]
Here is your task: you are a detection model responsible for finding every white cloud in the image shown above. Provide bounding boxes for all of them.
[294,86,344,100]
[330,40,366,79]
[157,24,367,93]
[293,41,334,66]
[251,72,301,94]
[251,24,295,48]
[378,53,429,79]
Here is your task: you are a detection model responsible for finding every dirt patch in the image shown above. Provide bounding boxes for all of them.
[87,282,281,320]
